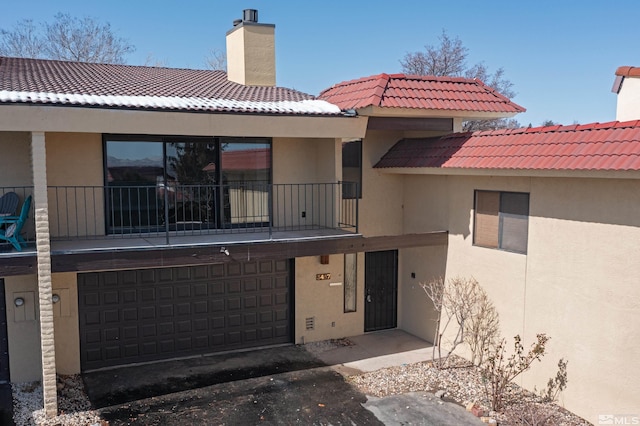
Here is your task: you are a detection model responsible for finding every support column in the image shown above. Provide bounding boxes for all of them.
[31,131,58,417]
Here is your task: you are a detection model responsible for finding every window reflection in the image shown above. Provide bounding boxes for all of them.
[104,137,271,232]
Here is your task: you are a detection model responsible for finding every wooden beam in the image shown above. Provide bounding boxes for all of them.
[0,255,37,276]
[48,232,448,273]
[0,232,448,276]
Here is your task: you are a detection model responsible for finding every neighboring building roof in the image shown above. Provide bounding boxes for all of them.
[318,73,525,114]
[0,56,341,115]
[203,148,270,172]
[612,65,640,94]
[615,66,640,77]
[374,121,640,171]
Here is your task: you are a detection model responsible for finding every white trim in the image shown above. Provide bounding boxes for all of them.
[0,90,342,115]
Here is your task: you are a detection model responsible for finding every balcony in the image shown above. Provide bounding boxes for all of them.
[0,182,359,255]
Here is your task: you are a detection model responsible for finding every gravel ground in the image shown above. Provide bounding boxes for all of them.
[348,355,590,426]
[12,376,103,426]
[12,342,590,425]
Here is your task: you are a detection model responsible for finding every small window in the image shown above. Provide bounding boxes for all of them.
[474,191,529,254]
[342,140,362,199]
[344,253,357,312]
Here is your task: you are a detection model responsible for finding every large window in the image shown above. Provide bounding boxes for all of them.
[104,136,270,232]
[474,190,529,254]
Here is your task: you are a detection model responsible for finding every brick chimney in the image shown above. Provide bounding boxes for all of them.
[226,9,276,86]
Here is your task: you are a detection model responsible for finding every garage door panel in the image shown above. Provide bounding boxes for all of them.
[140,288,155,302]
[227,263,241,276]
[158,304,174,317]
[243,279,257,292]
[123,326,137,339]
[122,289,137,303]
[243,262,258,275]
[104,310,119,323]
[79,261,291,371]
[84,311,100,325]
[227,281,241,293]
[210,264,225,278]
[103,291,119,304]
[140,269,155,284]
[120,271,135,285]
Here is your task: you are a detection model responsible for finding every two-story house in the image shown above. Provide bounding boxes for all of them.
[0,10,522,417]
[1,9,638,424]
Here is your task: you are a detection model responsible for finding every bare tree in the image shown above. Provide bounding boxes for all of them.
[205,48,227,71]
[400,30,467,77]
[0,19,43,58]
[421,276,499,368]
[0,13,134,64]
[400,30,520,131]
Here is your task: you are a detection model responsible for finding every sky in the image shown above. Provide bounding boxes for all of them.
[2,0,639,127]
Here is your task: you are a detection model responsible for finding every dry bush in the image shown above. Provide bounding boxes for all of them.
[420,276,500,368]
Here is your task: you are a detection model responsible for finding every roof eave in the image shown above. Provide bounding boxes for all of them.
[0,104,368,139]
[354,105,521,119]
[374,166,640,179]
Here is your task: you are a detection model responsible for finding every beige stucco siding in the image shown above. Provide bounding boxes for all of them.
[294,254,364,343]
[45,133,105,238]
[0,132,32,186]
[358,131,405,236]
[0,105,367,140]
[523,177,640,422]
[4,275,41,382]
[399,173,640,423]
[3,272,82,382]
[51,272,80,375]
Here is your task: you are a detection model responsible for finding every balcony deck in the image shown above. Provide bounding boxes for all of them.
[1,226,358,255]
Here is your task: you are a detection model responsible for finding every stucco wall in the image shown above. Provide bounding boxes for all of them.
[399,173,640,423]
[294,254,364,343]
[4,275,41,382]
[52,272,80,375]
[45,133,105,238]
[358,130,405,236]
[0,132,32,186]
[3,272,81,382]
[616,77,640,121]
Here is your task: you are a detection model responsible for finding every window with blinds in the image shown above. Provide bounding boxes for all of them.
[474,191,529,254]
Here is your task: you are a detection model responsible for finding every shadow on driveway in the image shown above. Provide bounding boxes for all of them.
[84,331,482,425]
[86,345,382,425]
[83,345,325,408]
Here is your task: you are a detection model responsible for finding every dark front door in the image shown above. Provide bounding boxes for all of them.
[0,280,9,382]
[364,250,398,332]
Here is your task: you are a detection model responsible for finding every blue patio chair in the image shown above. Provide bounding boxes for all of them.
[0,192,19,217]
[0,195,32,251]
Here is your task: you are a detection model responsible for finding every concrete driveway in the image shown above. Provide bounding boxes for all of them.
[85,330,481,425]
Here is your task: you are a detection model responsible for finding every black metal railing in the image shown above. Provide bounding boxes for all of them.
[42,182,358,242]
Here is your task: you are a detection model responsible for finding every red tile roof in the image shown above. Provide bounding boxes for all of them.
[319,73,525,114]
[374,121,640,171]
[202,148,270,172]
[615,66,640,77]
[0,56,340,115]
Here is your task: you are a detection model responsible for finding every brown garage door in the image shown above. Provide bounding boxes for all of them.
[78,260,291,371]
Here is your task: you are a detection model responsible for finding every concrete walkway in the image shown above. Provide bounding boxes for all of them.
[310,328,436,374]
[309,329,483,425]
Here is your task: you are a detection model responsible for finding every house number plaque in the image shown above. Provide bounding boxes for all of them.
[316,273,331,280]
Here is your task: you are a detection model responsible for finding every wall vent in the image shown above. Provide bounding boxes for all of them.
[305,317,315,330]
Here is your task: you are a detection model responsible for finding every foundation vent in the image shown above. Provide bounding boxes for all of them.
[305,317,315,330]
